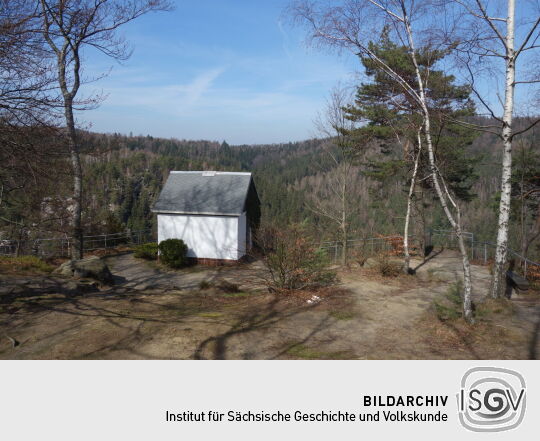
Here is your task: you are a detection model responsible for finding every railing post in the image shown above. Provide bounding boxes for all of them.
[484,244,487,265]
[524,260,528,278]
[104,233,107,249]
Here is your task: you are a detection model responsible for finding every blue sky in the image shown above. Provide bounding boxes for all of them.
[80,0,356,145]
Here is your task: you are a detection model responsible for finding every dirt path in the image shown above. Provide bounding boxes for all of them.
[1,250,538,359]
[104,253,262,291]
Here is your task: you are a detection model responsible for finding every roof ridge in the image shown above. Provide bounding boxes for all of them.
[170,170,251,176]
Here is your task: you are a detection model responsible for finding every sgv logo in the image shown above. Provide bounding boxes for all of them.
[457,367,526,432]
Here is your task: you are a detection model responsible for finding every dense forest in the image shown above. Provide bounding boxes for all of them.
[3,121,538,260]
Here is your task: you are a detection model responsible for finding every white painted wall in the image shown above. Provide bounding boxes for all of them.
[157,214,244,260]
[237,212,247,257]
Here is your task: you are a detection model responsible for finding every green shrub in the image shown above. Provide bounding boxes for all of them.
[0,255,54,274]
[158,238,188,268]
[134,242,158,260]
[258,224,337,291]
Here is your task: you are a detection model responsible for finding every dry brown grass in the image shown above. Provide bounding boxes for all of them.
[416,297,530,359]
[0,256,54,275]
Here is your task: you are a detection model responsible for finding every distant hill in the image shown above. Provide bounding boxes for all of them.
[4,118,538,259]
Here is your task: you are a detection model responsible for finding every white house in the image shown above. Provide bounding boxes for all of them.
[152,171,260,262]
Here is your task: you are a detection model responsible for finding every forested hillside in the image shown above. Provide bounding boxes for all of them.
[2,118,538,259]
[71,123,539,259]
[80,134,327,233]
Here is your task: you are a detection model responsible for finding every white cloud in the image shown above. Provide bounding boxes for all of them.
[85,66,226,112]
[179,66,227,106]
[277,19,293,60]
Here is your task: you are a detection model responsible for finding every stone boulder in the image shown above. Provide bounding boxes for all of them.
[54,256,114,285]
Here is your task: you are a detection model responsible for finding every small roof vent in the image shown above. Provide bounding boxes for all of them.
[202,171,216,177]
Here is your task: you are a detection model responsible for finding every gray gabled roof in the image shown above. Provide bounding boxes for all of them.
[152,171,255,216]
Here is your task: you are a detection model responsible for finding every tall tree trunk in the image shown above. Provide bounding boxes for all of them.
[341,221,348,266]
[341,179,347,266]
[423,115,474,322]
[520,175,526,257]
[490,0,516,298]
[403,134,422,274]
[63,97,83,259]
[403,14,474,322]
[53,37,83,260]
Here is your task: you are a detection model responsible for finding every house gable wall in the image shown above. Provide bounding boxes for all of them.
[157,214,241,260]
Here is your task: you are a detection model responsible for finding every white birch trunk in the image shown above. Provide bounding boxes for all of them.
[403,135,422,274]
[490,0,516,298]
[403,14,474,322]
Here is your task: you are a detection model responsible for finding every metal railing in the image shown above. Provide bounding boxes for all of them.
[319,235,409,263]
[0,229,155,258]
[319,229,540,281]
[430,229,540,280]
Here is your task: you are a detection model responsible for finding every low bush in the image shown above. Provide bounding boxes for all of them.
[216,280,240,293]
[198,280,240,293]
[258,224,336,291]
[0,255,54,274]
[158,238,188,268]
[351,248,367,267]
[198,280,212,290]
[374,253,401,277]
[134,242,158,260]
[475,298,515,321]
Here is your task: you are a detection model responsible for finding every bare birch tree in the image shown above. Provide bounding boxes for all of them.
[36,0,171,259]
[446,0,540,298]
[308,86,363,265]
[289,0,475,321]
